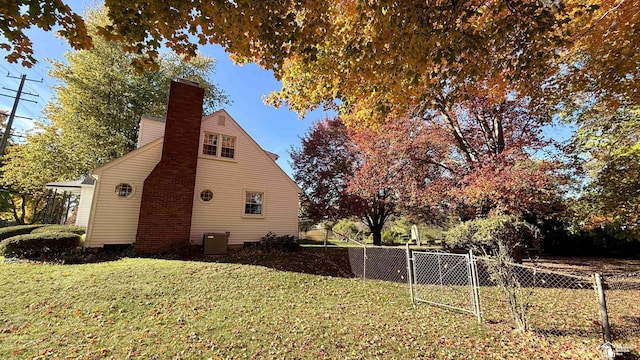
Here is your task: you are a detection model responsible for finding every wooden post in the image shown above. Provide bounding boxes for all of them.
[595,273,612,344]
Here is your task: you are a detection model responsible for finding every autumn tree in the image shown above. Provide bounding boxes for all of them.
[291,117,358,222]
[1,7,228,193]
[5,1,636,114]
[362,84,570,225]
[571,105,640,237]
[291,117,397,245]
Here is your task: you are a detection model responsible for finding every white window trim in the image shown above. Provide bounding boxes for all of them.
[115,182,135,199]
[242,189,265,218]
[202,132,218,157]
[197,188,214,203]
[200,131,237,161]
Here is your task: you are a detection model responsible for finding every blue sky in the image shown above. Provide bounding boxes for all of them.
[0,1,330,178]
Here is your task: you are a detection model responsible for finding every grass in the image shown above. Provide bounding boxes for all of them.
[0,249,631,359]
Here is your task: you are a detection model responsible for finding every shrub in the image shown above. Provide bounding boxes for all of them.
[298,219,313,233]
[0,232,82,258]
[32,225,86,235]
[382,230,404,245]
[443,215,541,332]
[260,232,299,252]
[443,215,541,261]
[0,224,49,241]
[332,219,360,241]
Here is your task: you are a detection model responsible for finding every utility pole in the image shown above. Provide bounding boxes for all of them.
[0,73,41,155]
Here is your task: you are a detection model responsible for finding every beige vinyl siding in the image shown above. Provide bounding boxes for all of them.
[190,111,300,245]
[85,141,163,247]
[74,185,94,227]
[136,116,165,148]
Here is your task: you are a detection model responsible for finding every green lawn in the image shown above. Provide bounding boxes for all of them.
[0,251,609,359]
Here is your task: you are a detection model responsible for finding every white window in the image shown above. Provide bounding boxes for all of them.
[221,135,236,159]
[244,191,263,215]
[203,133,217,156]
[202,132,236,159]
[115,183,133,198]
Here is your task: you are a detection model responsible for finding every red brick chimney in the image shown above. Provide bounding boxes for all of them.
[135,80,204,254]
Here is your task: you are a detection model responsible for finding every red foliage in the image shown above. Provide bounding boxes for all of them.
[351,88,569,222]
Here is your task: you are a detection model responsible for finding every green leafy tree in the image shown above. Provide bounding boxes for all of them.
[572,106,640,238]
[0,7,228,224]
[1,6,228,192]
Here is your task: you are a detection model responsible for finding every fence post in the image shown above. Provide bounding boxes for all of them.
[324,228,329,248]
[406,243,414,305]
[362,245,367,281]
[469,250,482,324]
[595,273,612,345]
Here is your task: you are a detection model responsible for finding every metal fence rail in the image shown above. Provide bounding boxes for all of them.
[475,257,599,338]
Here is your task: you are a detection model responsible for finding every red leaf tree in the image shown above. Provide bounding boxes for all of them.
[291,117,396,245]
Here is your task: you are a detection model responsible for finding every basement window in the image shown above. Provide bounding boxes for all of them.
[115,183,133,198]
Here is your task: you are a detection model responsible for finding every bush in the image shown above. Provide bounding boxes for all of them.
[0,224,49,241]
[298,219,313,233]
[443,215,541,261]
[382,230,405,245]
[332,219,360,241]
[32,225,86,235]
[0,232,82,258]
[443,215,541,332]
[260,232,299,252]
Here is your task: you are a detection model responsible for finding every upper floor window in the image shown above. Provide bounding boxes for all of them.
[202,132,236,160]
[203,133,218,156]
[221,135,236,159]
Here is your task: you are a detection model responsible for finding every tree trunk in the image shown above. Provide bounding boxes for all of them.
[372,229,382,246]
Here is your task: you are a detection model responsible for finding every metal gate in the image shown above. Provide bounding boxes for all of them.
[408,248,481,322]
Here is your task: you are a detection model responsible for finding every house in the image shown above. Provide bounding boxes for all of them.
[78,79,300,253]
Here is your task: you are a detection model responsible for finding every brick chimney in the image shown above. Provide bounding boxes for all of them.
[135,80,204,254]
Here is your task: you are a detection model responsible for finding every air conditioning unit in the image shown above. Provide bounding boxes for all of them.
[203,232,230,255]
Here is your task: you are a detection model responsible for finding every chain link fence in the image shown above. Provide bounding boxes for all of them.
[336,234,638,357]
[600,273,640,349]
[411,250,480,318]
[347,245,408,283]
[474,257,600,338]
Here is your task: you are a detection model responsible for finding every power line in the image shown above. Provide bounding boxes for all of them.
[0,74,43,155]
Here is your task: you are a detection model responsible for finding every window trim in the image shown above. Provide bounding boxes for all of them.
[200,131,237,161]
[220,134,236,159]
[202,132,218,157]
[242,190,265,218]
[199,189,214,202]
[115,183,134,198]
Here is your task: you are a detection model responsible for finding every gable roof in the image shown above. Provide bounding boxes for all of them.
[201,109,301,192]
[92,110,300,193]
[92,138,163,175]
